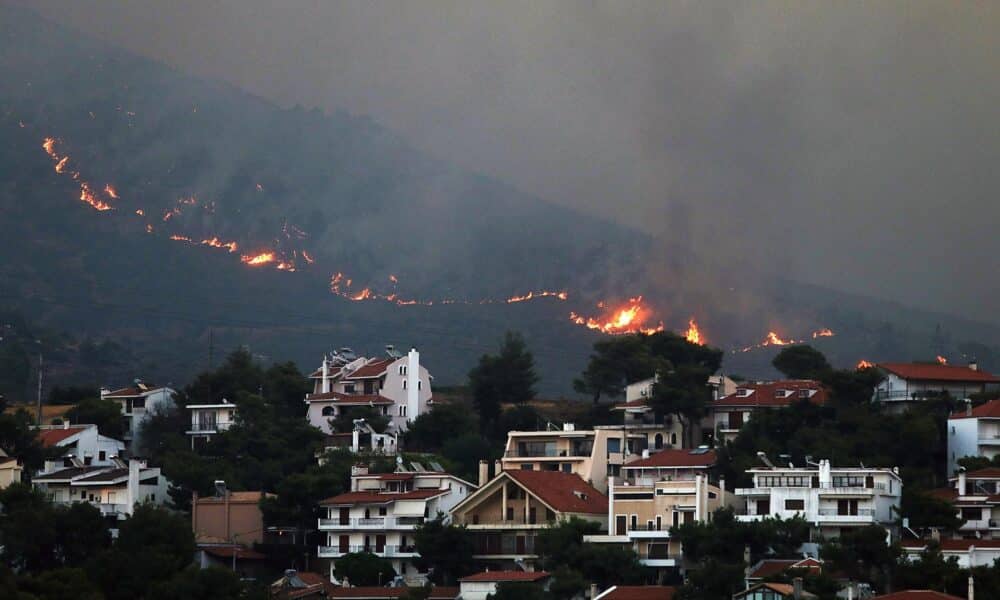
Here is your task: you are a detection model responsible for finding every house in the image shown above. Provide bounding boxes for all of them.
[733,580,816,600]
[594,586,676,600]
[36,423,125,467]
[449,469,607,570]
[317,464,476,584]
[611,398,684,452]
[947,398,1000,476]
[900,538,1000,568]
[709,381,827,444]
[192,485,273,547]
[624,374,736,405]
[873,361,1000,413]
[32,458,169,519]
[583,448,735,574]
[458,570,550,600]
[270,570,334,599]
[745,558,823,588]
[305,347,432,436]
[736,459,902,539]
[501,422,681,493]
[101,381,177,450]
[186,399,236,448]
[926,468,1000,538]
[0,450,23,488]
[623,374,736,447]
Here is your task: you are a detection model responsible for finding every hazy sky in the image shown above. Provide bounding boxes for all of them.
[20,1,1000,322]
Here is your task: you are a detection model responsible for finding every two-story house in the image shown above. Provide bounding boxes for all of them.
[317,465,475,584]
[36,423,125,467]
[32,457,169,519]
[709,381,827,444]
[0,450,23,489]
[873,362,1000,414]
[736,459,901,539]
[947,398,1000,476]
[928,468,1000,539]
[449,469,607,571]
[305,347,432,435]
[186,399,237,448]
[101,381,176,451]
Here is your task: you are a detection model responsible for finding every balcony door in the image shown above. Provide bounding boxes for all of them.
[338,535,349,553]
[339,507,350,525]
[375,534,386,553]
[837,499,859,516]
[615,515,627,535]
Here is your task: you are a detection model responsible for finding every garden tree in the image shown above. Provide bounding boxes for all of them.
[958,455,1000,471]
[0,408,51,471]
[441,433,497,484]
[892,542,965,596]
[260,449,356,530]
[0,484,59,571]
[14,568,103,600]
[547,566,588,600]
[772,345,833,380]
[650,361,716,449]
[898,488,964,531]
[413,516,476,584]
[469,331,539,433]
[487,582,551,600]
[535,518,645,589]
[54,502,113,567]
[263,360,313,419]
[574,334,655,403]
[91,504,196,600]
[329,405,389,434]
[65,396,125,439]
[404,402,479,452]
[333,552,397,586]
[673,557,746,600]
[671,508,810,564]
[149,567,244,600]
[497,404,543,434]
[820,526,901,592]
[184,348,265,405]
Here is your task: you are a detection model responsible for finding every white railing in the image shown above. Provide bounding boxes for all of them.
[816,508,874,517]
[318,516,424,529]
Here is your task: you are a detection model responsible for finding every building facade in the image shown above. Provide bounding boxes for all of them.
[32,458,169,519]
[36,423,125,467]
[873,362,1000,413]
[947,399,1000,476]
[186,400,237,448]
[709,381,827,444]
[101,382,177,451]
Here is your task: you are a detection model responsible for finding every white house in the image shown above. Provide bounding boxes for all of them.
[947,398,1000,476]
[186,399,237,448]
[36,423,125,467]
[101,381,177,451]
[32,457,170,519]
[736,459,902,539]
[901,538,1000,568]
[873,362,1000,413]
[709,380,827,444]
[317,464,475,584]
[929,467,1000,538]
[305,347,432,436]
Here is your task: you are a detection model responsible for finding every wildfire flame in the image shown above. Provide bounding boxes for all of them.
[351,288,374,301]
[301,250,315,264]
[389,274,398,284]
[135,208,145,216]
[812,328,834,338]
[104,184,119,199]
[936,355,948,365]
[54,156,69,173]
[201,237,239,253]
[78,182,113,211]
[763,331,794,346]
[42,137,56,156]
[169,234,192,242]
[506,291,568,303]
[241,252,276,266]
[684,318,704,345]
[569,297,664,335]
[857,359,875,370]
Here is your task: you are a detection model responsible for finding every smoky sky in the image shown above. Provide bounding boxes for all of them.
[17,0,1000,322]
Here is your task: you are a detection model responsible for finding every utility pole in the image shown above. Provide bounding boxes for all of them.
[36,352,43,425]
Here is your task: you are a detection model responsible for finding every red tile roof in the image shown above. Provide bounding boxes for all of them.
[901,538,1000,551]
[950,398,1000,419]
[714,380,827,408]
[599,585,676,600]
[459,570,550,582]
[879,362,1000,383]
[873,592,964,600]
[345,359,393,380]
[624,448,717,470]
[967,467,1000,479]
[505,470,607,514]
[103,385,165,397]
[305,392,394,405]
[319,489,446,505]
[37,425,90,447]
[747,558,822,579]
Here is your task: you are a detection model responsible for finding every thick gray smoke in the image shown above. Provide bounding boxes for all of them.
[19,0,1000,322]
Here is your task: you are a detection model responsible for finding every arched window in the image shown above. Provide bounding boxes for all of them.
[654,433,664,450]
[670,433,677,446]
[321,406,335,417]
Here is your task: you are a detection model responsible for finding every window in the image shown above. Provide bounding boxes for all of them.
[99,451,106,461]
[321,406,335,416]
[520,464,534,470]
[418,380,422,390]
[798,389,811,398]
[561,463,572,473]
[785,499,805,510]
[630,515,638,530]
[607,438,621,454]
[379,507,387,516]
[344,384,356,394]
[402,379,407,390]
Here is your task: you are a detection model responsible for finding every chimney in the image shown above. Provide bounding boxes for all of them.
[968,575,975,600]
[607,476,615,534]
[321,356,331,394]
[126,459,141,512]
[406,348,420,424]
[819,459,832,487]
[494,460,502,476]
[100,387,110,399]
[589,583,598,599]
[969,360,979,372]
[959,470,968,496]
[931,527,941,542]
[792,577,803,600]
[478,460,490,487]
[966,399,973,417]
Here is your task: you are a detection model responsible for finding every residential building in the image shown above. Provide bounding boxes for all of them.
[192,486,273,547]
[947,398,1000,476]
[36,423,125,467]
[611,399,684,452]
[186,399,236,448]
[449,469,607,570]
[872,362,1000,413]
[584,448,734,574]
[624,374,736,405]
[305,347,432,435]
[32,458,169,519]
[928,467,1000,538]
[733,581,816,600]
[736,459,902,538]
[101,381,177,450]
[317,465,476,583]
[900,538,1000,568]
[623,374,736,447]
[709,381,827,444]
[0,450,23,488]
[745,558,823,589]
[458,570,551,600]
[595,586,676,600]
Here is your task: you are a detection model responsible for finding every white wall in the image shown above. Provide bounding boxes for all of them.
[949,418,980,477]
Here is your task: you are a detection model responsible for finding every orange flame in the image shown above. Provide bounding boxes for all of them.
[351,288,373,301]
[42,137,57,157]
[569,297,664,335]
[241,251,276,266]
[169,234,192,242]
[812,328,834,338]
[301,250,315,264]
[936,355,948,365]
[54,156,69,173]
[78,183,113,211]
[135,208,145,216]
[857,359,874,370]
[389,274,398,284]
[506,290,568,303]
[104,184,119,199]
[684,318,704,345]
[200,237,238,253]
[145,224,154,233]
[162,207,181,221]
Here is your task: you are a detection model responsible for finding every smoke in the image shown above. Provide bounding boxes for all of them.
[14,0,1000,322]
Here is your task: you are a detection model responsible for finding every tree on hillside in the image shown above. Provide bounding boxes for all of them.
[821,525,900,592]
[469,332,538,433]
[772,345,832,380]
[260,449,356,531]
[149,567,244,600]
[404,402,479,452]
[47,385,98,406]
[66,397,125,438]
[535,518,644,589]
[413,517,476,585]
[0,408,50,471]
[334,552,397,586]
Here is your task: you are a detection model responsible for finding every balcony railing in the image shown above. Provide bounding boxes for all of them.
[817,508,874,517]
[873,390,950,402]
[318,516,425,529]
[318,545,420,557]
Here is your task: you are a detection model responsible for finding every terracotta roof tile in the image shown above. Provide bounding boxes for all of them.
[459,570,550,582]
[950,399,1000,419]
[319,489,446,505]
[599,585,676,600]
[624,448,717,469]
[345,359,393,380]
[873,592,964,600]
[879,362,1000,383]
[505,470,607,514]
[305,392,394,405]
[967,467,1000,479]
[714,380,827,408]
[36,425,90,447]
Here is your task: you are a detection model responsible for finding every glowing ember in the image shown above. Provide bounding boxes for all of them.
[54,156,69,173]
[351,288,374,301]
[569,297,664,335]
[301,250,315,264]
[241,251,276,266]
[104,184,119,199]
[201,237,238,253]
[145,224,154,233]
[506,291,569,303]
[256,183,264,192]
[78,183,113,211]
[389,274,398,284]
[162,207,181,221]
[812,328,834,338]
[763,331,794,346]
[135,208,145,216]
[684,318,704,345]
[856,360,875,370]
[936,355,948,365]
[169,234,192,242]
[42,137,57,156]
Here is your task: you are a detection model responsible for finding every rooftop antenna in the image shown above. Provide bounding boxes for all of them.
[385,345,403,359]
[757,451,776,468]
[805,455,821,467]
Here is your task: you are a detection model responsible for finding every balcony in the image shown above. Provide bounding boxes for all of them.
[816,508,875,523]
[318,516,424,530]
[977,433,1000,446]
[873,390,945,403]
[317,545,418,558]
[98,503,130,517]
[960,519,991,530]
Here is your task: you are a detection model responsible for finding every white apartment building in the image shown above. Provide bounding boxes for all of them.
[873,362,999,413]
[736,459,902,538]
[624,374,736,406]
[317,465,475,583]
[932,468,1000,539]
[36,423,125,467]
[305,347,432,436]
[947,399,1000,476]
[101,381,176,451]
[709,381,827,444]
[32,458,170,519]
[901,538,1000,568]
[186,399,236,449]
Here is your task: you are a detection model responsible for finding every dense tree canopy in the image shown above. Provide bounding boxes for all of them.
[413,517,477,585]
[772,345,833,380]
[469,332,539,434]
[334,552,398,586]
[65,396,125,439]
